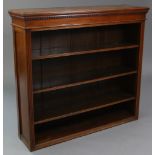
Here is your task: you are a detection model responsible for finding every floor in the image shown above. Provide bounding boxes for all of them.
[4,74,152,155]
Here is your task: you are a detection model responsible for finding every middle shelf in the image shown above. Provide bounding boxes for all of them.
[32,48,138,94]
[34,75,136,124]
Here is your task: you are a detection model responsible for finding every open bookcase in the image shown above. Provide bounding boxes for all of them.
[9,5,149,151]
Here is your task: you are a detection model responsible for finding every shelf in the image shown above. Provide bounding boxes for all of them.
[34,90,135,124]
[34,75,136,124]
[35,101,135,145]
[32,49,138,91]
[32,23,140,59]
[32,44,139,60]
[33,69,137,94]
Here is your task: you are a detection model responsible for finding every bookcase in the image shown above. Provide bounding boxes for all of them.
[9,5,149,151]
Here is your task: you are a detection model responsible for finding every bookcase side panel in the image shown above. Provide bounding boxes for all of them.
[13,27,34,150]
[135,21,146,118]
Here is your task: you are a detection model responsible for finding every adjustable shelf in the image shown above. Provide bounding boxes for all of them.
[35,101,135,147]
[32,44,139,60]
[33,69,137,94]
[9,5,149,151]
[34,84,136,124]
[32,49,138,92]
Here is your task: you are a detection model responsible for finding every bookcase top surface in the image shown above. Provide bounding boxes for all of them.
[9,5,149,17]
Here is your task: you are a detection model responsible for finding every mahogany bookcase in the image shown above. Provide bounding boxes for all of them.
[9,5,149,151]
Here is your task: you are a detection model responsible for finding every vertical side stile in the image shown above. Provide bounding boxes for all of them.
[12,27,22,138]
[25,30,35,150]
[135,21,145,118]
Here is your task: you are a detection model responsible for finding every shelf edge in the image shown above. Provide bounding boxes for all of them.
[32,44,139,60]
[35,96,135,125]
[34,116,136,150]
[33,70,137,94]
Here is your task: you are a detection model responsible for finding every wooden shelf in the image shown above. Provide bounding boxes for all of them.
[33,69,137,94]
[32,44,139,60]
[33,50,138,91]
[35,102,135,146]
[34,91,135,124]
[36,115,135,149]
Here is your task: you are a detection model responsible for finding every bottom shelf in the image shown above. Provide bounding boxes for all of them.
[35,101,136,148]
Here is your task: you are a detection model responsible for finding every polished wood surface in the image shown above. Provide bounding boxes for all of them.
[13,27,35,150]
[9,5,149,30]
[9,5,149,151]
[9,5,149,17]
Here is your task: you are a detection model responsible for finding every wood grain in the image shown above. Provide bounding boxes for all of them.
[9,5,149,17]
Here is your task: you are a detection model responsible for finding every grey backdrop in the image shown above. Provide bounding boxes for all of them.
[4,0,152,155]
